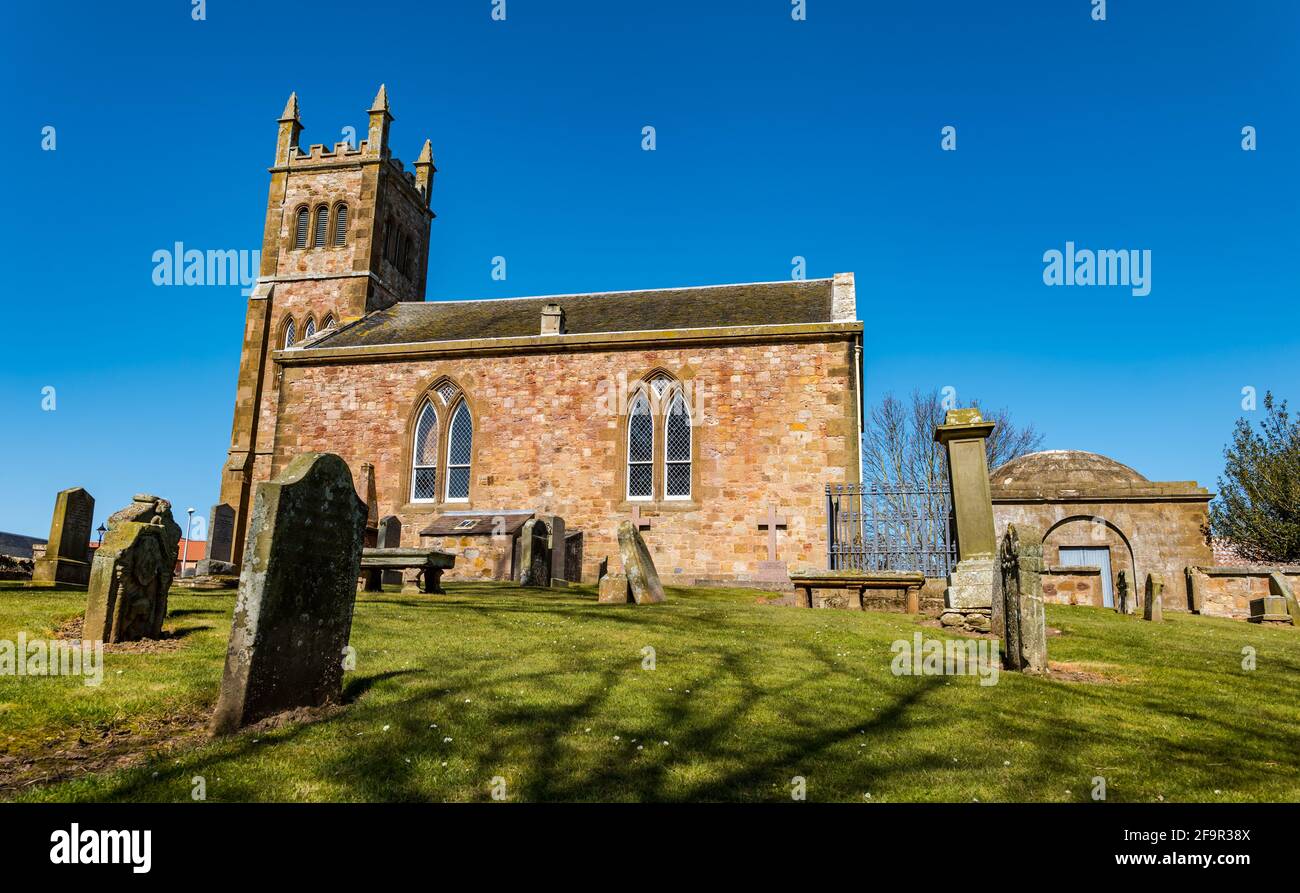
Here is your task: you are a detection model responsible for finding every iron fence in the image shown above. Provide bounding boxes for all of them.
[826,483,956,577]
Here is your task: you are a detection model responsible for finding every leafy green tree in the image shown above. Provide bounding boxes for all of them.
[1210,392,1300,562]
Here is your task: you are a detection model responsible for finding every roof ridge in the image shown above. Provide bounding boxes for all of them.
[398,277,834,309]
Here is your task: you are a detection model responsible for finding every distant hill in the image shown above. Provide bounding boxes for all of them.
[0,532,47,559]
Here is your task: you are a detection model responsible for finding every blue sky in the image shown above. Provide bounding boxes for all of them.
[2,0,1296,538]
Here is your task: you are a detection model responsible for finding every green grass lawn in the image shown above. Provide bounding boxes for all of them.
[1,580,1297,802]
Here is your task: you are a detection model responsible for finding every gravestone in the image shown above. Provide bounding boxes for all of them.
[1248,572,1299,625]
[31,487,95,587]
[935,409,997,632]
[598,572,633,604]
[755,504,791,584]
[207,503,235,564]
[84,497,182,643]
[1143,573,1164,622]
[548,515,567,587]
[1116,569,1132,615]
[617,520,665,604]
[210,453,366,736]
[998,524,1047,674]
[518,518,551,586]
[565,531,585,584]
[378,515,402,585]
[358,462,379,548]
[597,556,609,580]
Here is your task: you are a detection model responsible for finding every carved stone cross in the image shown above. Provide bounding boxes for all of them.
[629,505,651,531]
[757,504,788,561]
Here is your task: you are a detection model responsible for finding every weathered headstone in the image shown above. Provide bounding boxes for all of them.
[755,504,792,584]
[378,515,402,585]
[358,462,379,548]
[84,496,182,643]
[31,487,95,587]
[598,572,633,604]
[597,556,609,580]
[548,515,567,587]
[210,453,366,736]
[207,503,236,564]
[1116,569,1132,615]
[998,524,1047,674]
[1249,572,1299,626]
[518,518,551,586]
[617,520,665,604]
[1143,573,1164,622]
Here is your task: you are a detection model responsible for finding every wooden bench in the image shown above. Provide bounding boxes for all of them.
[789,570,926,612]
[359,548,455,594]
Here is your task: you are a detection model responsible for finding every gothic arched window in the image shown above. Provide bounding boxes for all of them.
[303,317,317,341]
[282,317,296,349]
[664,391,692,499]
[294,207,310,249]
[322,313,336,330]
[411,400,439,502]
[445,400,473,501]
[312,204,329,247]
[627,392,654,500]
[333,203,349,246]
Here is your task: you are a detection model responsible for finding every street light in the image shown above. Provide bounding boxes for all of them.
[183,507,195,577]
[96,523,105,544]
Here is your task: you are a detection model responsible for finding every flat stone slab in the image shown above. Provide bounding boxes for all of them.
[790,570,924,588]
[359,548,454,570]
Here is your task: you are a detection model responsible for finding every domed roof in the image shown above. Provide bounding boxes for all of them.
[991,450,1148,489]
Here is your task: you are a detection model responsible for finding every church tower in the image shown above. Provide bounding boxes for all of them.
[215,87,436,566]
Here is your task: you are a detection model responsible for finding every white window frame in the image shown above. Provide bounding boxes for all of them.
[626,391,654,501]
[663,390,692,501]
[444,400,472,503]
[410,399,439,503]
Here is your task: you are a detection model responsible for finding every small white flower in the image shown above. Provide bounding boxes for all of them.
[443,736,453,743]
[383,724,391,732]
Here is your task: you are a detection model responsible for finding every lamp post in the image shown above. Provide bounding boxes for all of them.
[184,507,195,577]
[96,524,106,544]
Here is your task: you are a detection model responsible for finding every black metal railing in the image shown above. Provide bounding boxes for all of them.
[826,483,956,577]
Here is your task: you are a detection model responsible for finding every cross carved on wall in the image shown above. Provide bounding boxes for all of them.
[757,504,788,561]
[629,505,652,531]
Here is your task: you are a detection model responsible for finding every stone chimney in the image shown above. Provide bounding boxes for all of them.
[832,272,856,321]
[541,303,565,335]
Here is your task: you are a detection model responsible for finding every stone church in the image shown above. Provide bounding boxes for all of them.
[216,89,864,584]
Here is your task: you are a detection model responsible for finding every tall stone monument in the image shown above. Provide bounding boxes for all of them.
[31,487,95,588]
[1116,569,1132,615]
[935,409,997,632]
[84,496,182,643]
[210,453,366,736]
[998,524,1047,674]
[358,462,379,548]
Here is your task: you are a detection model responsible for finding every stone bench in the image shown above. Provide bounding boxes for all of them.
[789,570,925,612]
[359,548,455,594]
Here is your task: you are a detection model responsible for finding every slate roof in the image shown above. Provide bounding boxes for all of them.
[0,531,46,559]
[315,279,836,349]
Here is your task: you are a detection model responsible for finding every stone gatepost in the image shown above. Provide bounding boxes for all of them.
[999,525,1047,674]
[935,408,997,632]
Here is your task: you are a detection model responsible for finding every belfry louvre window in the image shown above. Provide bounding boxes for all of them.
[627,393,654,499]
[333,203,349,246]
[312,205,329,247]
[411,401,439,502]
[294,208,310,249]
[445,401,473,501]
[665,392,692,498]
